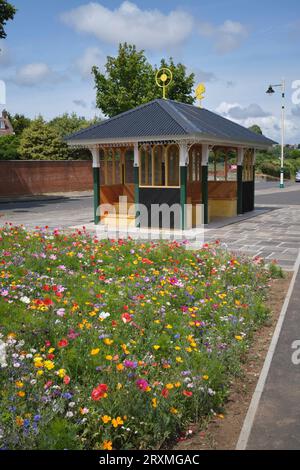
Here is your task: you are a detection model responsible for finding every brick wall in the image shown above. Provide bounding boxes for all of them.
[0,160,93,197]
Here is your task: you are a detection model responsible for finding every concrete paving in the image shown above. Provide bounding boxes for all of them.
[239,257,300,450]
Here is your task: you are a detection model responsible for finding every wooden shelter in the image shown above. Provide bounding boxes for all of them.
[66,99,275,228]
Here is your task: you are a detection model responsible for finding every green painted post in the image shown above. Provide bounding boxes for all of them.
[237,165,243,214]
[180,166,187,230]
[93,167,100,224]
[134,166,139,228]
[201,165,208,225]
[252,165,255,211]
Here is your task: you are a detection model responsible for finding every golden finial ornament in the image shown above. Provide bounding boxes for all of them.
[155,67,173,99]
[195,83,206,107]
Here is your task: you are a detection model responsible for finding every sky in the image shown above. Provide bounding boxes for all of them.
[0,0,300,143]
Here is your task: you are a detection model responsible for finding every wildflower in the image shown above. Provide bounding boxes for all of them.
[161,388,169,398]
[101,415,111,424]
[136,378,149,391]
[235,335,243,341]
[58,338,68,348]
[152,398,158,408]
[112,416,124,428]
[102,440,113,450]
[170,407,178,414]
[103,338,113,345]
[80,407,89,415]
[57,368,66,378]
[44,360,55,370]
[91,348,100,356]
[153,345,160,350]
[183,390,193,397]
[116,363,124,371]
[91,383,108,401]
[202,375,209,381]
[165,383,174,390]
[64,375,70,385]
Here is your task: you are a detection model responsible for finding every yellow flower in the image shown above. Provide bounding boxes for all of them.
[36,370,44,376]
[116,363,124,371]
[152,398,158,408]
[176,357,183,363]
[170,407,178,414]
[235,335,243,341]
[102,440,113,450]
[166,383,174,390]
[202,375,209,381]
[153,345,160,350]
[117,383,123,390]
[112,416,124,428]
[174,382,181,388]
[44,360,55,370]
[101,415,112,424]
[57,368,66,378]
[90,348,100,356]
[15,381,24,388]
[16,416,24,427]
[103,338,113,345]
[165,324,173,329]
[17,391,25,398]
[106,355,113,361]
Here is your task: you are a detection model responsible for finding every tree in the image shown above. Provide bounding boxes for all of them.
[0,134,20,160]
[0,1,16,39]
[92,43,195,117]
[48,113,99,160]
[7,113,31,136]
[248,124,263,135]
[18,117,66,160]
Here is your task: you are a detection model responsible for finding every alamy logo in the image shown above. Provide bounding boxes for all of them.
[0,80,6,105]
[291,340,300,365]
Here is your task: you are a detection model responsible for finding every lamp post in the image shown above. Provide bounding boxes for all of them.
[266,79,285,188]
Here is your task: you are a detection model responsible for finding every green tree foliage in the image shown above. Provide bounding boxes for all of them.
[0,134,20,160]
[18,117,66,161]
[7,113,31,136]
[48,113,99,160]
[92,43,195,117]
[0,0,16,39]
[248,124,263,135]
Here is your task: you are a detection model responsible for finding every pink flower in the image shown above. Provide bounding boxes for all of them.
[136,379,149,391]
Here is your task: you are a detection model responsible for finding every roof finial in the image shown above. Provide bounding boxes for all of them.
[195,83,206,107]
[155,68,173,99]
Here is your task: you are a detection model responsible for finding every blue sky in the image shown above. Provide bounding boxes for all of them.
[0,0,300,142]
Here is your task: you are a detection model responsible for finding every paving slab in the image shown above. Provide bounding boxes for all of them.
[243,264,300,449]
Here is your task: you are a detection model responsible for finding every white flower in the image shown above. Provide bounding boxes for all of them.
[0,340,7,368]
[69,402,75,408]
[66,411,74,418]
[99,311,110,320]
[20,296,30,304]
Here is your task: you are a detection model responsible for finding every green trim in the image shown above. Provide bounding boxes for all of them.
[134,167,140,228]
[93,167,100,224]
[180,166,187,229]
[201,166,208,225]
[237,165,243,214]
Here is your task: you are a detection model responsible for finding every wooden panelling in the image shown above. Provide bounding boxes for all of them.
[208,181,237,200]
[187,181,202,204]
[100,184,134,205]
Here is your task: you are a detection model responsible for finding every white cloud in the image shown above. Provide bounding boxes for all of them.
[198,20,248,54]
[13,63,67,87]
[73,99,88,108]
[61,1,194,50]
[76,47,104,79]
[216,101,299,142]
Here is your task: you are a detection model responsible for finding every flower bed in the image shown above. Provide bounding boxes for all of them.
[0,225,276,450]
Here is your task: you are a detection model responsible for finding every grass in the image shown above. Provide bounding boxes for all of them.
[0,224,278,450]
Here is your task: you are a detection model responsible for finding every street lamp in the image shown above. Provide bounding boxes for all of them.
[266,79,285,189]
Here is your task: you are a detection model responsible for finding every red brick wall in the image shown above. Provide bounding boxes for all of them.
[0,160,93,197]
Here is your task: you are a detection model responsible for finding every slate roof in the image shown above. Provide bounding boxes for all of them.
[66,99,276,148]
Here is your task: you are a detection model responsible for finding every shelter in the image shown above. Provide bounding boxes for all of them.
[66,99,275,228]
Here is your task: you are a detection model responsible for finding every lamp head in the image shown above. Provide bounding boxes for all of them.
[266,85,275,95]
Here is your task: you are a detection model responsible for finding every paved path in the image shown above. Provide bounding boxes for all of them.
[237,254,300,449]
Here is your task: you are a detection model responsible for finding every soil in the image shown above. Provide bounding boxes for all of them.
[173,272,293,450]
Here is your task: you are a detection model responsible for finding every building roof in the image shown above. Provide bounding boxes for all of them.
[0,110,14,136]
[66,99,276,148]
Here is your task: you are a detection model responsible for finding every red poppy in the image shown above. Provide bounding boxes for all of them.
[91,384,108,401]
[161,388,169,398]
[121,313,132,324]
[64,375,70,385]
[183,390,193,397]
[58,338,68,348]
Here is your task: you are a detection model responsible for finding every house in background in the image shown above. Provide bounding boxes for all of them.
[0,110,14,136]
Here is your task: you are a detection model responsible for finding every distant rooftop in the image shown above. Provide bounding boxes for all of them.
[66,99,276,148]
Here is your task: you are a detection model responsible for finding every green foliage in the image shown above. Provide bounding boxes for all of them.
[7,113,31,136]
[18,117,66,160]
[0,0,16,39]
[248,124,262,135]
[93,43,195,117]
[0,134,20,160]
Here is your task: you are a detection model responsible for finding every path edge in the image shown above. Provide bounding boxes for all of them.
[236,250,300,450]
